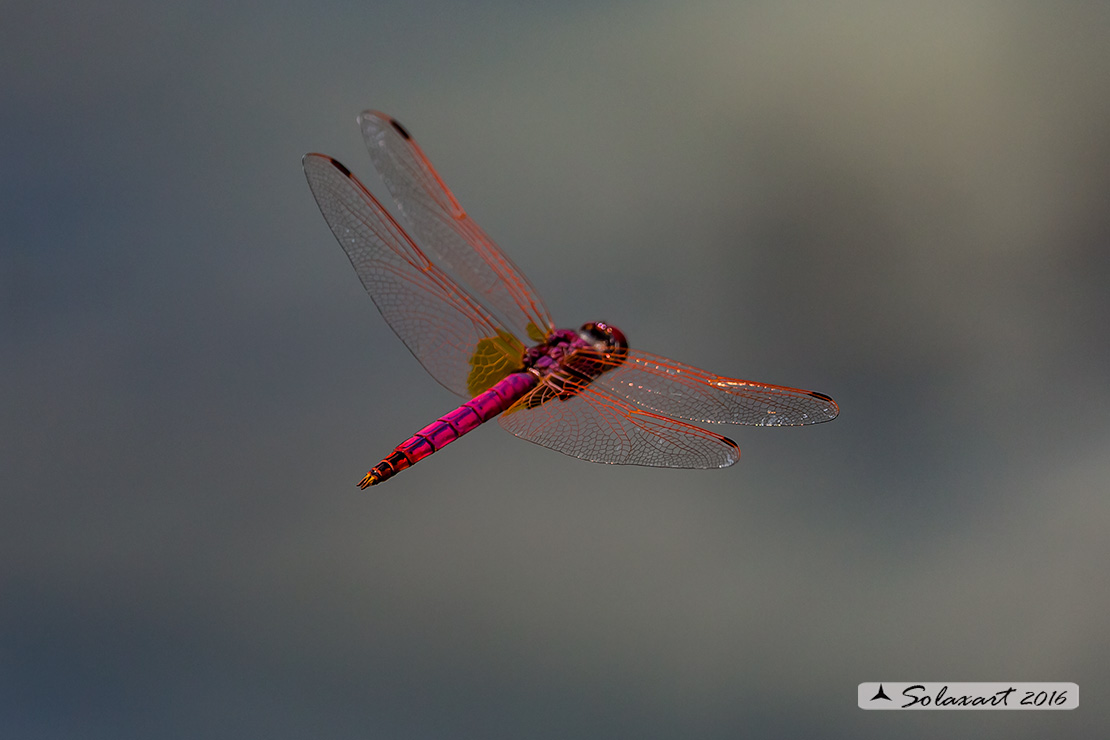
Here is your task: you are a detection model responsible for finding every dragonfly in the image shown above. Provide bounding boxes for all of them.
[303,111,839,487]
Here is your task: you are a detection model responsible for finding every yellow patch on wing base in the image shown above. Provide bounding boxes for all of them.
[467,330,526,396]
[526,322,548,344]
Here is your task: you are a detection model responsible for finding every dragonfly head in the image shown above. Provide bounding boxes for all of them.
[580,322,629,363]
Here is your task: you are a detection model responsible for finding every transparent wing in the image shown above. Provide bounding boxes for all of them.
[498,383,740,469]
[303,153,517,397]
[359,111,555,343]
[595,350,840,426]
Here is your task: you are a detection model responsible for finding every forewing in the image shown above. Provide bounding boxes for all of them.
[498,383,740,469]
[596,350,840,426]
[359,111,554,343]
[303,153,520,397]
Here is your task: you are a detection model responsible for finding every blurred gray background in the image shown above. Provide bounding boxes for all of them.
[4,1,1108,737]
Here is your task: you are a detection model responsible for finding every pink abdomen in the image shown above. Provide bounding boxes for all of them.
[359,372,537,487]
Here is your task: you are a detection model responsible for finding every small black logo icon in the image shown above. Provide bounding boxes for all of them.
[871,684,892,701]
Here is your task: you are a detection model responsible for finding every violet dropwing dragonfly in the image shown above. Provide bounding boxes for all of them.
[304,111,839,487]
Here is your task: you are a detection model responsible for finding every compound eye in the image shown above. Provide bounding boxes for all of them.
[605,324,628,352]
[580,322,608,342]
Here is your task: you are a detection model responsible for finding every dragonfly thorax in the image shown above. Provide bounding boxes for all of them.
[519,322,629,405]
